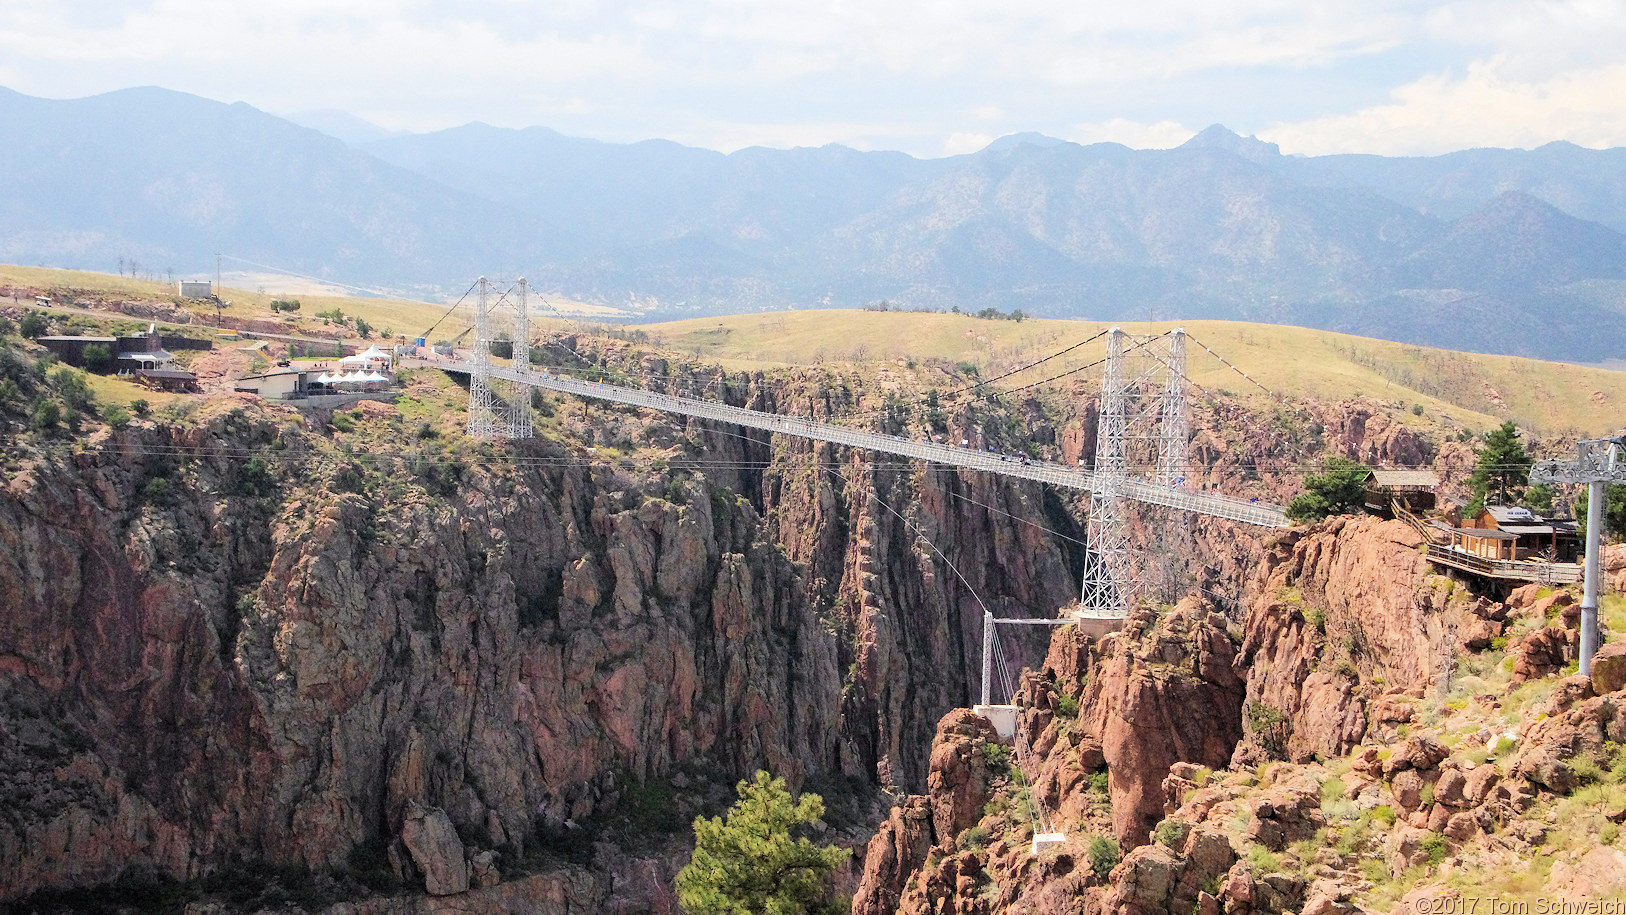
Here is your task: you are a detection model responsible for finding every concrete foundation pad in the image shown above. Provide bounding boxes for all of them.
[972,704,1017,740]
[1031,832,1067,855]
[1067,614,1125,640]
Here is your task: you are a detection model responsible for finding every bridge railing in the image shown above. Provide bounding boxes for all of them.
[471,363,1288,527]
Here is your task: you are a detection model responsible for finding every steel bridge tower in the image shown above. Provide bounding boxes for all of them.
[466,276,534,440]
[1078,328,1188,619]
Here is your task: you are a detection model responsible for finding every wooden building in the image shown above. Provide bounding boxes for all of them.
[1462,505,1581,562]
[1363,469,1440,516]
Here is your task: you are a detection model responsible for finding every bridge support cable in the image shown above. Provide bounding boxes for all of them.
[986,625,1068,853]
[465,361,1288,525]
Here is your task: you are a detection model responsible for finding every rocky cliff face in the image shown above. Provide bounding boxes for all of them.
[851,600,1246,914]
[0,391,1083,907]
[851,505,1613,914]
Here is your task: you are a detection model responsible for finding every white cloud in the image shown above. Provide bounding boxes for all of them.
[0,0,1622,155]
[1068,118,1195,149]
[1260,57,1626,155]
[943,131,995,155]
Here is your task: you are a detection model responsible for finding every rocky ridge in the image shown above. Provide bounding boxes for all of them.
[852,514,1626,913]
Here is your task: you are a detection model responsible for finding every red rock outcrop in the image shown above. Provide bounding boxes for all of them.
[1235,516,1510,763]
[0,389,1086,905]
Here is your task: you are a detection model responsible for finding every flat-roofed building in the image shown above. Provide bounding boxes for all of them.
[234,368,312,400]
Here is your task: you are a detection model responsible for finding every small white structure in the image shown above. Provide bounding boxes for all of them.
[1031,832,1067,855]
[178,281,213,298]
[972,705,1017,740]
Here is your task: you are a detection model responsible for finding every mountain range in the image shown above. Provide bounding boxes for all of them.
[3,86,1625,361]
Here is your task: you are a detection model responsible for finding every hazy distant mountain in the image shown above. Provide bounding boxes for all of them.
[0,86,547,287]
[5,86,1626,360]
[283,109,405,145]
[982,132,1071,152]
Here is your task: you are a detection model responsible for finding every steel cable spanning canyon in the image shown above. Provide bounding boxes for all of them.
[436,277,1286,623]
[442,358,1288,530]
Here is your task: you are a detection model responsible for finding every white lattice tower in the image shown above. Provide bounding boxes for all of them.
[1157,329,1187,485]
[513,278,532,374]
[1079,329,1133,617]
[465,276,534,440]
[1079,328,1190,618]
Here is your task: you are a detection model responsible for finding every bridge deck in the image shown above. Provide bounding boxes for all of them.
[446,362,1288,528]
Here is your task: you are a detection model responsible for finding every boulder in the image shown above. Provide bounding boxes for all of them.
[1592,642,1626,695]
[1433,768,1467,807]
[1384,735,1448,776]
[402,802,470,896]
[1463,767,1501,805]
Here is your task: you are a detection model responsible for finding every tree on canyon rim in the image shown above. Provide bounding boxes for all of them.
[676,770,850,915]
[1285,456,1369,522]
[1467,420,1532,514]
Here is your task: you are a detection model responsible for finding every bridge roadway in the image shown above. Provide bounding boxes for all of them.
[451,361,1288,528]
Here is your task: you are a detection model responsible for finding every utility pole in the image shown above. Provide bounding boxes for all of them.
[1530,436,1626,675]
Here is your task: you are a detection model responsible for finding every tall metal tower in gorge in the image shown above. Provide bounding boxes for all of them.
[466,277,534,440]
[1078,328,1189,619]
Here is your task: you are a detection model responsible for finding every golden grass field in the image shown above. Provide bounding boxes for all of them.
[6,264,1625,436]
[637,311,1626,437]
[0,264,598,345]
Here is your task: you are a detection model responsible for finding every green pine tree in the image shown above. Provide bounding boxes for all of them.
[1285,456,1369,523]
[676,771,850,915]
[1467,421,1532,512]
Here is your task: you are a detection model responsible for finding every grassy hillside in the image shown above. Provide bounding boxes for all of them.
[0,264,593,346]
[6,264,1621,437]
[637,310,1626,437]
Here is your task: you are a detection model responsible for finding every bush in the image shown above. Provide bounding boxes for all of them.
[18,311,48,338]
[143,477,171,503]
[29,397,60,429]
[130,398,150,416]
[269,298,301,313]
[355,318,372,338]
[1152,819,1187,847]
[0,316,13,336]
[1369,805,1396,827]
[1086,835,1120,878]
[957,825,989,850]
[1246,701,1289,758]
[1056,693,1080,718]
[81,343,115,373]
[331,413,356,433]
[102,405,130,429]
[1420,832,1448,866]
[1089,770,1110,794]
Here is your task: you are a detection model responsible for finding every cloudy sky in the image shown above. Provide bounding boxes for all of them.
[2,0,1624,157]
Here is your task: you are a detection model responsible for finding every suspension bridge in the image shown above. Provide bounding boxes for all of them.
[425,276,1290,853]
[436,277,1288,610]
